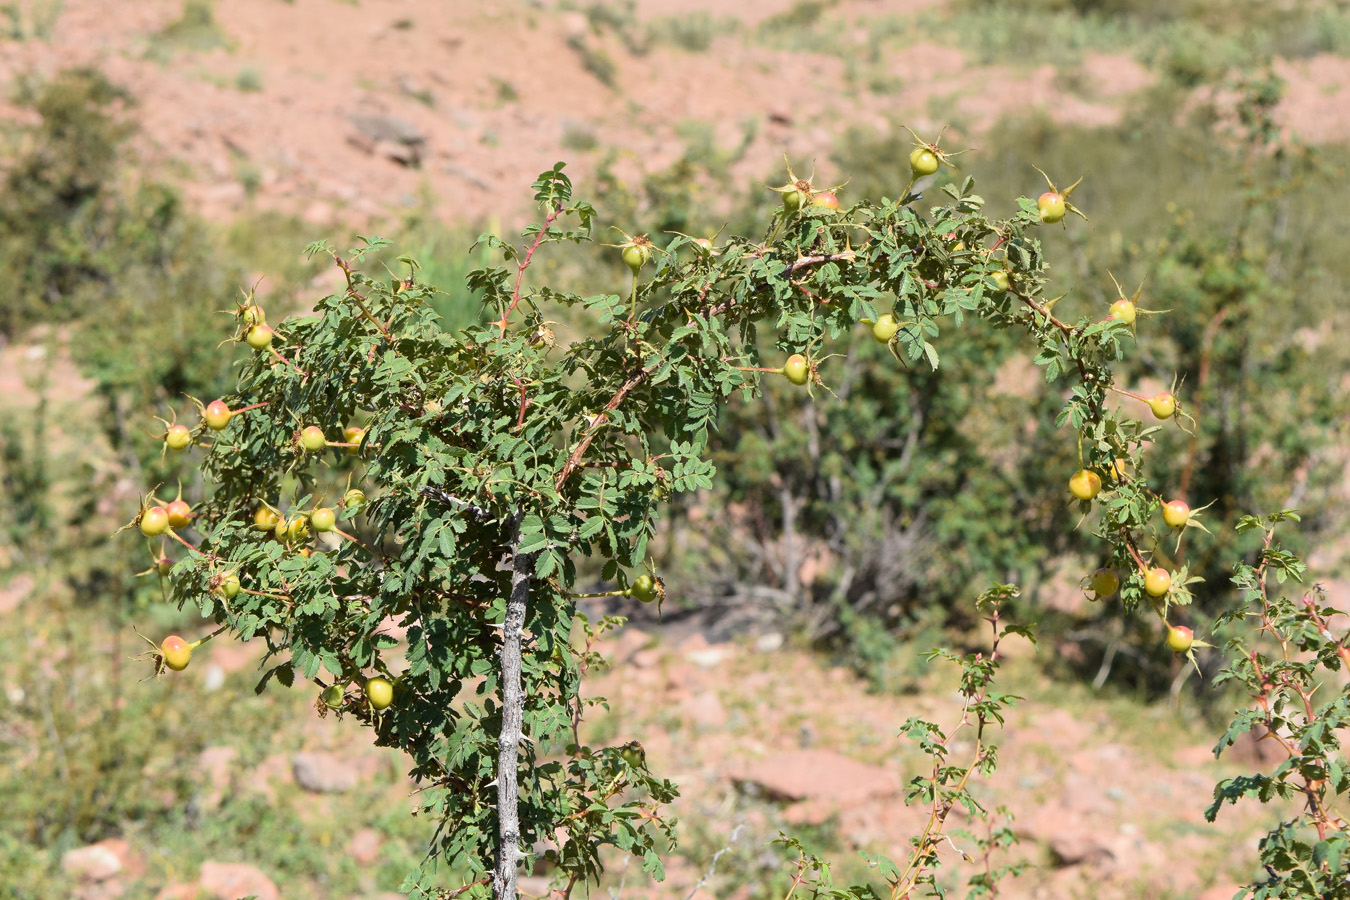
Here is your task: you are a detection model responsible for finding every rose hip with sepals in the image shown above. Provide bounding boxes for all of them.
[218,572,241,600]
[1068,469,1102,501]
[782,354,810,386]
[1144,567,1172,597]
[1032,166,1086,225]
[1165,625,1194,653]
[909,147,939,177]
[204,400,232,431]
[904,127,962,182]
[366,677,394,710]
[342,426,365,456]
[1149,393,1176,420]
[310,507,337,532]
[629,574,660,604]
[811,191,840,210]
[245,324,274,350]
[299,426,327,452]
[871,314,900,344]
[166,499,192,529]
[161,635,192,671]
[1163,500,1190,529]
[1110,298,1136,325]
[165,424,192,452]
[253,505,281,532]
[140,506,170,537]
[619,236,653,274]
[1089,568,1119,597]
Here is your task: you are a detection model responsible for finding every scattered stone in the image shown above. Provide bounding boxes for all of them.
[199,861,278,900]
[200,664,226,692]
[755,632,784,653]
[347,113,425,167]
[293,751,360,793]
[347,827,383,866]
[153,883,199,900]
[631,648,661,670]
[0,573,33,614]
[197,746,236,811]
[62,844,122,882]
[682,691,727,729]
[729,749,897,806]
[1048,829,1116,867]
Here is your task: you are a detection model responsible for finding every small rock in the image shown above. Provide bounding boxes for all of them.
[293,751,360,793]
[153,884,199,900]
[198,746,237,800]
[1048,832,1115,867]
[96,839,144,880]
[62,844,122,883]
[201,664,226,692]
[349,112,425,146]
[0,573,33,614]
[74,880,124,900]
[631,648,661,669]
[372,139,421,168]
[347,828,383,866]
[755,632,784,653]
[730,749,897,806]
[681,691,727,729]
[685,647,729,669]
[200,861,278,900]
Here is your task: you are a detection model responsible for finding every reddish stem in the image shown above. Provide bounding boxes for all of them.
[497,208,559,337]
[555,366,652,491]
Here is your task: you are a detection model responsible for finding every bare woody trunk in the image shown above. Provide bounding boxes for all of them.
[494,512,536,900]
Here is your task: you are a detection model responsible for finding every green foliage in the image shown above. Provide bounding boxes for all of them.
[149,0,233,59]
[646,11,738,53]
[152,131,1197,897]
[567,34,619,88]
[1206,512,1350,899]
[0,0,63,42]
[769,588,1027,900]
[695,71,1343,690]
[235,65,263,93]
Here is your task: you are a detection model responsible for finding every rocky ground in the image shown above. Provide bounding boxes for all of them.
[44,618,1288,900]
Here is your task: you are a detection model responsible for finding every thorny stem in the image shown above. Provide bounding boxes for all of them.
[890,608,1006,899]
[267,344,306,376]
[554,250,857,491]
[555,366,652,492]
[497,207,559,338]
[333,254,392,340]
[240,587,293,603]
[1246,526,1350,841]
[166,529,207,557]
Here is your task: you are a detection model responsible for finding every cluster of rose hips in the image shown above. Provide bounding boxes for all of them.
[625,136,1202,658]
[131,300,388,691]
[1073,454,1209,655]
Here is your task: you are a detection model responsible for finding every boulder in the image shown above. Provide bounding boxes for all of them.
[200,861,278,900]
